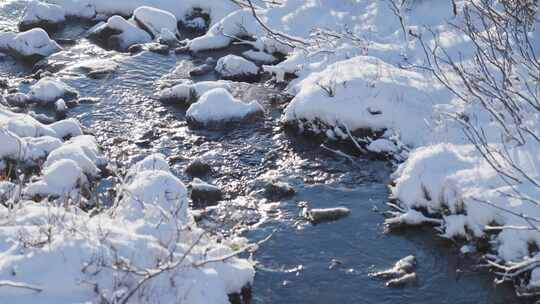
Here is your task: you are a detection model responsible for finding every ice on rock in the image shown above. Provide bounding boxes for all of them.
[215,54,260,81]
[132,6,178,38]
[242,50,277,64]
[0,28,62,61]
[19,0,66,31]
[186,88,264,128]
[25,159,86,197]
[27,77,78,105]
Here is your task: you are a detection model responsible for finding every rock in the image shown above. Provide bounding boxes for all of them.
[19,1,66,32]
[147,43,170,55]
[186,88,264,129]
[174,46,190,54]
[78,97,100,104]
[5,93,28,107]
[264,181,295,200]
[385,273,417,287]
[185,158,212,176]
[215,55,260,82]
[189,63,214,77]
[190,178,222,207]
[87,16,151,51]
[27,77,78,105]
[0,78,9,89]
[55,99,67,119]
[0,28,62,62]
[132,6,178,39]
[305,207,351,224]
[29,112,56,124]
[370,255,416,279]
[128,44,144,54]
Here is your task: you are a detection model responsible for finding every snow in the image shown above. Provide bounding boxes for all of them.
[186,88,264,127]
[27,77,78,105]
[0,28,61,60]
[132,6,178,38]
[19,0,66,31]
[215,55,259,79]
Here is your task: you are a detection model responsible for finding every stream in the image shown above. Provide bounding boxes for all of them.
[0,2,529,303]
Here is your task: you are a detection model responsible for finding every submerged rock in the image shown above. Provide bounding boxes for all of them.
[305,207,351,224]
[264,181,295,201]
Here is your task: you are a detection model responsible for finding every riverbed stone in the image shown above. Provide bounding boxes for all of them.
[305,207,351,224]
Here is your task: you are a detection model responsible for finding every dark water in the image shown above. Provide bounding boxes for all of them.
[0,5,529,303]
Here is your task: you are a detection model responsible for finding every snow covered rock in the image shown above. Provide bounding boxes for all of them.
[25,159,86,198]
[283,56,437,147]
[305,207,351,224]
[186,88,264,129]
[215,55,260,81]
[188,9,258,52]
[87,16,152,51]
[242,50,277,64]
[27,77,78,105]
[0,28,62,62]
[159,80,230,104]
[19,0,66,32]
[132,6,178,39]
[43,135,104,177]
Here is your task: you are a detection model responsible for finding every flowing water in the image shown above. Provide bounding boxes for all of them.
[0,3,530,303]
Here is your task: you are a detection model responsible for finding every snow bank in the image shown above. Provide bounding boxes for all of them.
[0,154,254,303]
[0,28,61,61]
[186,88,264,128]
[19,0,66,31]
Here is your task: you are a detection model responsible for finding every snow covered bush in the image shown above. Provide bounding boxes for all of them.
[0,154,255,303]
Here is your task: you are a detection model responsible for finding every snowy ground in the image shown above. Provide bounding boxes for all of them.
[1,0,540,301]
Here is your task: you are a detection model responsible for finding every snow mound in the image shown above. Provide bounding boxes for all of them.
[132,6,178,38]
[19,0,66,31]
[0,28,61,61]
[283,55,437,147]
[1,107,82,139]
[27,77,78,105]
[186,88,264,128]
[216,55,260,81]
